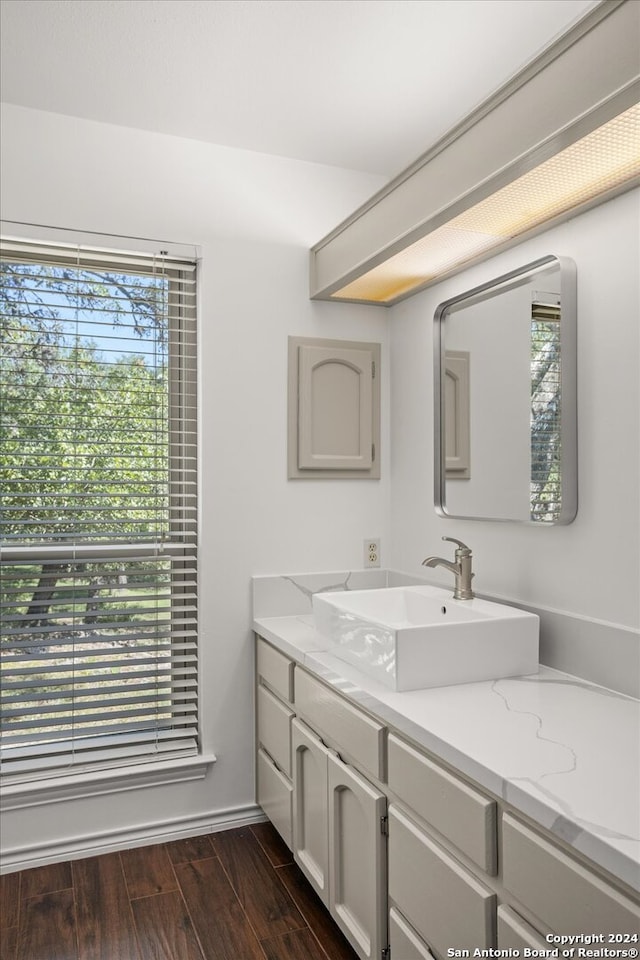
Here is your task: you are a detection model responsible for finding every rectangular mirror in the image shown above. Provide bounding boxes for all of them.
[434,255,577,524]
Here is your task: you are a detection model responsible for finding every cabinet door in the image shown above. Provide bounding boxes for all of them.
[328,752,387,960]
[292,719,330,905]
[297,343,373,470]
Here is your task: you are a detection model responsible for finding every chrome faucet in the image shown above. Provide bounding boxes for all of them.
[422,537,475,600]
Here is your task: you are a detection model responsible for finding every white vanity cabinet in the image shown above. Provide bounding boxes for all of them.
[292,664,388,960]
[384,731,639,954]
[292,711,388,960]
[255,634,640,960]
[255,638,388,960]
[389,804,495,955]
[255,638,295,848]
[501,814,640,936]
[387,732,498,958]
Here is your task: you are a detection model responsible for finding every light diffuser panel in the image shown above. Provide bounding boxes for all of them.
[332,104,640,304]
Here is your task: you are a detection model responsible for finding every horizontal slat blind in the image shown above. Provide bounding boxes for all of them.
[530,298,561,522]
[0,234,198,779]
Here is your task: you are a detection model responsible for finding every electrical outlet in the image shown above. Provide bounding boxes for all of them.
[363,538,380,568]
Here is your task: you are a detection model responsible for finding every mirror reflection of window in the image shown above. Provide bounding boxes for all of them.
[530,295,561,523]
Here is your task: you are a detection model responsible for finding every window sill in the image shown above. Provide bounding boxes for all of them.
[0,754,216,811]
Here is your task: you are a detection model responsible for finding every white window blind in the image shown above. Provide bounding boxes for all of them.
[0,234,198,779]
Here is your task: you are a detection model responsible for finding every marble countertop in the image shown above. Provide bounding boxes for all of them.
[253,611,640,894]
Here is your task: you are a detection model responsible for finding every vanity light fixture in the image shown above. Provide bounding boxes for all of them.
[331,104,639,304]
[310,0,640,306]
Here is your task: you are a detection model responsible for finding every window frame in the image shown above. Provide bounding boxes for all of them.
[0,233,201,783]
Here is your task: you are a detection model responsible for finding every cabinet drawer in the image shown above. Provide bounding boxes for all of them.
[294,668,385,782]
[388,733,496,873]
[256,637,294,703]
[388,804,495,955]
[497,905,548,949]
[257,683,294,778]
[389,907,435,959]
[257,748,292,850]
[502,815,640,934]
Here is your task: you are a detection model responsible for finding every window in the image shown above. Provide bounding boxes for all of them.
[0,235,198,780]
[530,298,562,522]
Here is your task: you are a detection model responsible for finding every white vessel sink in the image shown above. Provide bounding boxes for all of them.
[312,585,539,691]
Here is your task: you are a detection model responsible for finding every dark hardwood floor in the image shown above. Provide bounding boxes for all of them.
[0,822,359,960]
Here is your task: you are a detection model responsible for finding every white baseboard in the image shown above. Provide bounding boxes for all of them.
[1,802,266,874]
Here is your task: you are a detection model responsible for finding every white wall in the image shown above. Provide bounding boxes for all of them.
[0,104,389,863]
[389,190,640,631]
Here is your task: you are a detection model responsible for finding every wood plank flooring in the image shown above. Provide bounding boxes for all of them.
[0,823,359,960]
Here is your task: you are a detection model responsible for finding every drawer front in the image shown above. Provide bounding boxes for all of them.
[294,668,385,782]
[257,683,294,778]
[497,905,548,949]
[389,907,435,960]
[388,733,496,874]
[257,748,292,850]
[502,815,640,935]
[388,804,495,955]
[257,637,294,703]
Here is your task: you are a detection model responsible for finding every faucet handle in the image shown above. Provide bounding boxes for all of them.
[442,536,472,556]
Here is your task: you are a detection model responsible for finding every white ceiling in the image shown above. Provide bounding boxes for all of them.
[1,0,598,178]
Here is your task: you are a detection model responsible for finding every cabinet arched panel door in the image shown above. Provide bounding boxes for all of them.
[288,336,380,479]
[298,345,373,470]
[292,718,329,905]
[328,752,387,960]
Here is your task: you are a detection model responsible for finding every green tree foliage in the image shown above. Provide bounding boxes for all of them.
[1,260,182,752]
[530,314,562,522]
[1,260,169,623]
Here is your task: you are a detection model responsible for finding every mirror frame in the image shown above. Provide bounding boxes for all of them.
[434,255,577,524]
